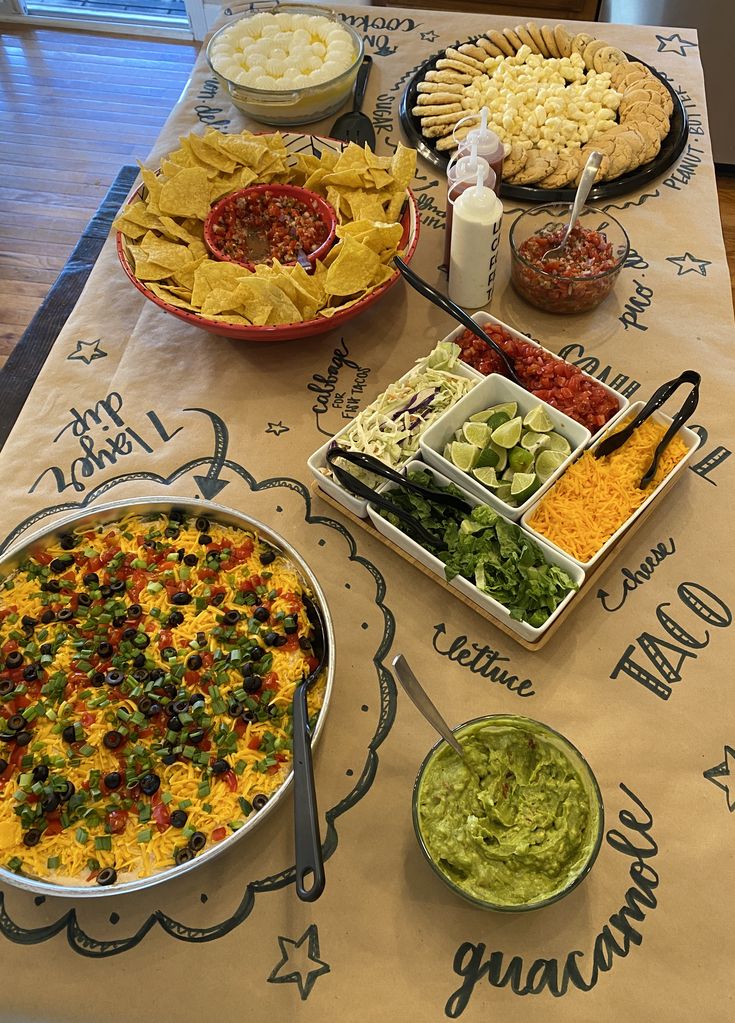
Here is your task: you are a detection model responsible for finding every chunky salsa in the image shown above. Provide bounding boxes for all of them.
[512,223,620,314]
[209,189,330,266]
[0,510,325,887]
[455,324,620,434]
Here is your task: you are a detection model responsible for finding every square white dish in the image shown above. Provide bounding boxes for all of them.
[366,459,585,642]
[450,310,631,445]
[419,373,590,522]
[520,402,702,570]
[307,357,477,519]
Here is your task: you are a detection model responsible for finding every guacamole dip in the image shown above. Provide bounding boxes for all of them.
[416,717,600,907]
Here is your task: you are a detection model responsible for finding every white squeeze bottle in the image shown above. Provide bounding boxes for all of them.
[443,146,494,270]
[454,106,505,195]
[448,163,504,310]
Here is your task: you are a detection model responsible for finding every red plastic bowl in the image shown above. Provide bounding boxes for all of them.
[203,183,337,270]
[115,133,420,343]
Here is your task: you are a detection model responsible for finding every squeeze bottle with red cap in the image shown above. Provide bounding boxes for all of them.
[455,106,505,194]
[443,147,494,271]
[448,163,503,310]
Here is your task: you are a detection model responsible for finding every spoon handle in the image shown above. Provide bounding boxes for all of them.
[352,54,372,113]
[392,654,466,761]
[569,151,602,231]
[293,682,325,902]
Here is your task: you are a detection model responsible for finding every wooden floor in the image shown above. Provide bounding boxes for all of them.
[0,24,734,372]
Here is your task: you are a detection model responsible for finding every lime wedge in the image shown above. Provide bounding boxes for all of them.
[523,404,555,433]
[491,416,523,448]
[508,446,534,473]
[489,442,507,472]
[449,441,480,472]
[520,430,551,453]
[442,443,452,460]
[486,411,511,431]
[501,466,516,482]
[475,445,499,469]
[510,472,541,503]
[470,401,517,423]
[544,432,572,456]
[463,421,492,448]
[535,449,567,482]
[472,466,502,489]
[495,483,513,504]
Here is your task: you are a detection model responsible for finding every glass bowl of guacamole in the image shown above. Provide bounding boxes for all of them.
[412,715,603,911]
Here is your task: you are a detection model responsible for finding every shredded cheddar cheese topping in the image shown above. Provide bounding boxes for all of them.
[526,418,690,562]
[0,510,325,887]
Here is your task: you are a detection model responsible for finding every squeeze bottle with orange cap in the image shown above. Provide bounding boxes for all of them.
[454,107,505,194]
[443,147,494,271]
[448,163,503,310]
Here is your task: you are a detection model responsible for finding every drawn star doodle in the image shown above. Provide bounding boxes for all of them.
[704,746,735,811]
[267,924,330,999]
[420,30,439,43]
[67,338,107,364]
[265,421,289,436]
[666,252,712,277]
[655,33,697,57]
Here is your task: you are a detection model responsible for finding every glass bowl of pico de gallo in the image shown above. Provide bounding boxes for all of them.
[509,204,629,315]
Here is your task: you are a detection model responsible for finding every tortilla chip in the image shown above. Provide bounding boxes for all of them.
[325,236,382,297]
[159,166,211,219]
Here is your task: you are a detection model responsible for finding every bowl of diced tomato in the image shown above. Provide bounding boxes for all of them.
[204,183,337,271]
[509,204,629,314]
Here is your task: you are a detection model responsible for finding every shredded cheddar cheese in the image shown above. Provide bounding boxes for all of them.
[0,510,325,888]
[527,417,690,563]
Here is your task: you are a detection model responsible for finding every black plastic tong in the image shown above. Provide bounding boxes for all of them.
[593,370,700,488]
[325,447,471,548]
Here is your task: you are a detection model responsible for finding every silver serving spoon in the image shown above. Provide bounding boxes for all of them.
[392,653,471,768]
[540,151,603,262]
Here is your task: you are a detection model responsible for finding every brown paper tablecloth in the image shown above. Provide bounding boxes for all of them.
[0,7,734,1021]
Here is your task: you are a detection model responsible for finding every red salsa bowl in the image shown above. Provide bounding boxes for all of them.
[203,183,337,270]
[509,204,629,314]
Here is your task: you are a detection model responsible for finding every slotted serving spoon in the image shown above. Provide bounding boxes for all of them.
[329,55,376,148]
[293,594,328,902]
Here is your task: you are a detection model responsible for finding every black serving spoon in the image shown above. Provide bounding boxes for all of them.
[293,594,328,902]
[329,55,376,149]
[393,255,522,387]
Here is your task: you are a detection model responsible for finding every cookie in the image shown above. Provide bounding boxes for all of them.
[515,24,541,54]
[485,29,515,57]
[417,90,465,105]
[576,146,610,183]
[641,78,674,116]
[612,64,650,91]
[541,24,561,59]
[436,125,472,152]
[571,32,595,57]
[526,21,549,57]
[538,150,582,188]
[444,47,488,73]
[620,87,662,113]
[631,120,661,161]
[457,42,490,63]
[502,142,528,178]
[554,24,574,58]
[621,102,670,138]
[425,69,474,86]
[594,45,627,74]
[412,102,463,117]
[509,147,559,185]
[417,81,465,96]
[583,39,607,71]
[436,58,485,77]
[475,36,504,58]
[419,110,467,126]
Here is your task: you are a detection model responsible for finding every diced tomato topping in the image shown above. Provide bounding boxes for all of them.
[107,809,128,834]
[212,826,227,842]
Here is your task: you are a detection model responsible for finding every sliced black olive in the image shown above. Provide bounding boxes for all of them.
[139,773,160,796]
[188,729,205,745]
[105,669,124,687]
[183,554,198,567]
[160,751,178,765]
[7,714,25,732]
[0,731,15,742]
[168,716,183,733]
[243,676,261,695]
[253,607,269,623]
[241,709,257,724]
[128,604,142,619]
[121,627,137,641]
[23,828,41,847]
[164,526,180,539]
[186,654,202,670]
[40,792,60,814]
[284,616,298,635]
[170,591,192,606]
[14,731,32,747]
[0,679,15,696]
[252,793,268,811]
[259,549,275,565]
[133,669,149,684]
[250,647,263,662]
[189,692,206,709]
[96,867,117,886]
[151,670,168,684]
[59,534,77,551]
[57,609,74,623]
[161,646,177,660]
[40,610,55,625]
[175,846,194,865]
[264,631,280,646]
[134,634,150,649]
[299,636,312,651]
[97,641,113,658]
[62,724,78,744]
[22,665,38,682]
[39,643,53,656]
[223,610,240,626]
[167,610,185,627]
[210,593,225,607]
[132,653,146,669]
[90,672,106,688]
[171,697,189,715]
[112,615,126,628]
[21,614,38,631]
[189,831,206,852]
[42,579,60,593]
[195,516,209,532]
[144,702,161,719]
[49,557,68,573]
[59,780,75,802]
[99,585,112,598]
[275,635,288,647]
[83,572,99,587]
[32,764,49,782]
[267,703,281,718]
[196,632,207,646]
[103,772,122,790]
[228,700,244,718]
[170,809,188,828]
[211,758,229,775]
[77,592,92,607]
[0,757,7,773]
[103,730,124,750]
[198,533,212,546]
[5,651,23,670]
[110,580,126,593]
[177,548,185,562]
[169,509,185,524]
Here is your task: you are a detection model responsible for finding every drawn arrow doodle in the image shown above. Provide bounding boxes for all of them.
[184,407,230,499]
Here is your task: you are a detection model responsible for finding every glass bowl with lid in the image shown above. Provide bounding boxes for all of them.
[509,203,629,314]
[412,713,604,911]
[206,5,364,126]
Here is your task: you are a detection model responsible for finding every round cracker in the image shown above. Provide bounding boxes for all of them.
[571,32,595,57]
[509,147,559,185]
[594,44,627,74]
[541,24,561,59]
[485,29,515,57]
[525,21,549,56]
[554,24,574,57]
[583,38,607,71]
[515,24,541,54]
[502,26,524,52]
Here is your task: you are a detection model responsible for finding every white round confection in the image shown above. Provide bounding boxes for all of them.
[247,38,269,56]
[265,57,286,77]
[254,74,278,89]
[311,41,326,58]
[245,50,266,70]
[320,60,342,79]
[272,32,291,50]
[291,73,310,88]
[273,12,292,29]
[269,47,287,61]
[260,23,279,37]
[222,59,242,79]
[242,13,269,36]
[235,69,253,85]
[307,16,330,34]
[299,53,322,73]
[291,28,311,48]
